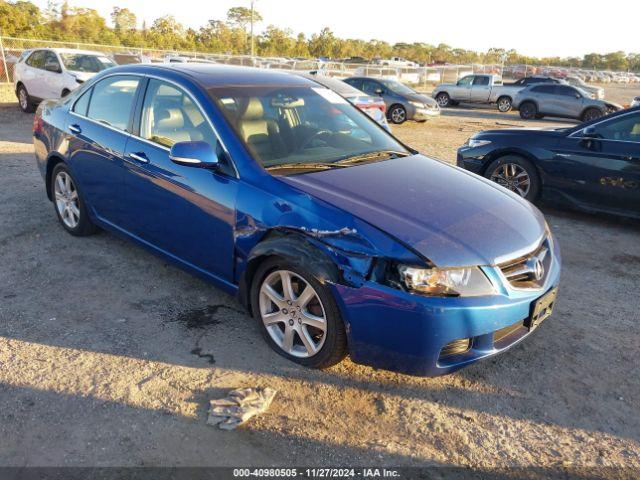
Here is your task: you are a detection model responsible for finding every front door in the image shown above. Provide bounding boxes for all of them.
[122,78,238,282]
[551,111,640,214]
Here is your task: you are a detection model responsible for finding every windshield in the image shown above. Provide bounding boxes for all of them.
[380,79,415,96]
[209,85,409,174]
[60,54,116,73]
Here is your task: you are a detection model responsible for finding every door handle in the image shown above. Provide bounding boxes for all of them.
[68,124,81,134]
[128,152,149,164]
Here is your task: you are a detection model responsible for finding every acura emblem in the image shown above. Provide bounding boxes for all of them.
[533,258,545,281]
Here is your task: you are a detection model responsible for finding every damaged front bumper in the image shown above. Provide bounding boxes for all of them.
[331,244,561,377]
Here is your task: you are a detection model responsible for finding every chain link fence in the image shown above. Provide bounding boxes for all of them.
[2,36,636,90]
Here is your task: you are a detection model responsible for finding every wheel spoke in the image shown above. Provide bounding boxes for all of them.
[299,326,318,355]
[262,284,284,307]
[301,311,326,331]
[282,326,294,352]
[69,203,80,218]
[279,271,295,301]
[262,311,285,325]
[296,284,315,308]
[64,173,71,191]
[56,175,65,194]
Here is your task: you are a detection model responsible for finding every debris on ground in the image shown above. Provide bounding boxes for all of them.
[207,387,277,430]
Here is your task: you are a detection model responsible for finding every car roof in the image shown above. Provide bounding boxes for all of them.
[296,73,363,96]
[114,63,316,88]
[37,48,108,56]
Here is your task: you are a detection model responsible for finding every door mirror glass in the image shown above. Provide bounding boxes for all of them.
[169,141,220,169]
[44,60,61,73]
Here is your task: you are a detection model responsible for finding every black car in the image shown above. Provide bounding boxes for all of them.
[508,76,562,87]
[457,107,640,219]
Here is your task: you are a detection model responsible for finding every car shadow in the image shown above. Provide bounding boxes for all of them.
[441,106,578,125]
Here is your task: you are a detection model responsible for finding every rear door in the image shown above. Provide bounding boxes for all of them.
[67,74,142,225]
[551,111,640,213]
[22,50,46,98]
[470,75,491,102]
[531,85,560,115]
[122,78,238,281]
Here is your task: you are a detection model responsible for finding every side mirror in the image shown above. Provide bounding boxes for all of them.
[375,88,384,95]
[169,141,220,169]
[45,61,61,73]
[575,93,581,99]
[579,127,601,150]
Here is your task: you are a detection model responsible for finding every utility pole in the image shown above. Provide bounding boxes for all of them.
[250,0,255,58]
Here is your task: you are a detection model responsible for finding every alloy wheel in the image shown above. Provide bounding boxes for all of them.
[259,270,327,358]
[54,171,80,229]
[436,94,449,107]
[490,163,531,197]
[390,107,406,123]
[497,98,511,112]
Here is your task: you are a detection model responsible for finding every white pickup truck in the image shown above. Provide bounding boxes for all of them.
[432,74,524,112]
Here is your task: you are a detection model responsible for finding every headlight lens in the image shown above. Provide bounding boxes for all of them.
[398,265,496,296]
[465,138,492,148]
[409,101,425,108]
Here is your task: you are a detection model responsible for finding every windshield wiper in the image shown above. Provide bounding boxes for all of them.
[333,150,408,166]
[265,162,348,172]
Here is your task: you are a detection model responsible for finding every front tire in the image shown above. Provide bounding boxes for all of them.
[485,155,541,202]
[496,96,512,112]
[582,107,603,122]
[519,101,537,120]
[250,257,347,369]
[17,85,35,113]
[388,104,407,124]
[435,92,450,108]
[51,163,98,236]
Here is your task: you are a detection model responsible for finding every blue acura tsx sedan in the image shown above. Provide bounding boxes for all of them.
[33,64,561,376]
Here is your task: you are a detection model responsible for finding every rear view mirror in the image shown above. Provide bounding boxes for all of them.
[169,141,220,169]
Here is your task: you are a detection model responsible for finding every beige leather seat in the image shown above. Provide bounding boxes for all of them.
[236,98,286,160]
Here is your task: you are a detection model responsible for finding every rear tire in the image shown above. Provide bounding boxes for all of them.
[519,101,537,120]
[435,92,450,108]
[582,107,603,122]
[485,155,541,202]
[250,257,347,369]
[496,96,512,112]
[17,85,35,113]
[51,163,98,236]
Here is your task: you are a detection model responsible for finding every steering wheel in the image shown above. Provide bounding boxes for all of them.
[296,129,332,152]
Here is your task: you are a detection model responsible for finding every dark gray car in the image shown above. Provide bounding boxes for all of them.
[344,76,440,124]
[513,84,620,122]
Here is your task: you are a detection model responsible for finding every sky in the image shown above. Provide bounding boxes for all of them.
[34,0,634,58]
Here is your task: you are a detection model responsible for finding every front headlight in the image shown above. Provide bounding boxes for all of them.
[465,138,492,148]
[398,265,496,297]
[409,101,425,108]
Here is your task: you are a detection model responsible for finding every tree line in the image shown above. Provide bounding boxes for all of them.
[1,0,638,71]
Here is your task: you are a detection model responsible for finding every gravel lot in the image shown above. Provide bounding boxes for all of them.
[0,100,639,476]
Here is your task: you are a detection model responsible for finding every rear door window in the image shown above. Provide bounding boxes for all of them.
[556,86,579,97]
[26,50,45,69]
[86,75,140,132]
[531,85,556,94]
[72,87,92,116]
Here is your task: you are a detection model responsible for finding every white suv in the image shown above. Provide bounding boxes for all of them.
[14,48,116,113]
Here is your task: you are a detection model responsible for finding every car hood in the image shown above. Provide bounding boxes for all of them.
[475,127,568,136]
[67,70,98,82]
[280,155,546,267]
[407,93,438,106]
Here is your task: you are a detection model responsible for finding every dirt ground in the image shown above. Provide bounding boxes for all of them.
[0,97,639,477]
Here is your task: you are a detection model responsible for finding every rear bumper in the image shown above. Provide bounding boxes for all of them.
[333,236,561,377]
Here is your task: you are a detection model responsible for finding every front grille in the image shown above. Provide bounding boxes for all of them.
[439,338,471,358]
[498,239,551,289]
